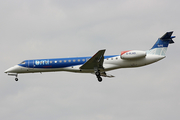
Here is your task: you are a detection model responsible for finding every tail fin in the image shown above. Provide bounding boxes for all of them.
[147,31,175,56]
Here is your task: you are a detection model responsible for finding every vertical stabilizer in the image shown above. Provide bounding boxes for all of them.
[147,31,175,56]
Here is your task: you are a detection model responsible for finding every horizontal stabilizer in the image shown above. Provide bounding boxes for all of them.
[160,31,175,44]
[160,31,173,39]
[169,39,174,44]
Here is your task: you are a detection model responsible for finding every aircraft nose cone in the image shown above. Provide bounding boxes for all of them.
[4,68,12,73]
[4,69,8,73]
[4,65,21,73]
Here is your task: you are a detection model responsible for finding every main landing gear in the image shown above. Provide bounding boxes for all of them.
[95,71,102,82]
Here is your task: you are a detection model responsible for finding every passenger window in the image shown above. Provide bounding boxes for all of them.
[73,60,76,62]
[68,60,71,62]
[78,59,80,62]
[50,61,52,63]
[59,60,62,63]
[82,59,85,61]
[55,61,57,63]
[64,60,67,63]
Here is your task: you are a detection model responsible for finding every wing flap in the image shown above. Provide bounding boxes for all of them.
[100,72,115,78]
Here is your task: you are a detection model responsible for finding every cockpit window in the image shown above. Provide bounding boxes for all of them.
[20,61,26,64]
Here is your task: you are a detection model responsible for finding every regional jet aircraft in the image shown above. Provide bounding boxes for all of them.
[5,32,175,82]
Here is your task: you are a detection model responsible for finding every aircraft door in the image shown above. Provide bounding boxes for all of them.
[28,60,34,71]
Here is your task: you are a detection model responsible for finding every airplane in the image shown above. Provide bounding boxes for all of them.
[5,31,175,82]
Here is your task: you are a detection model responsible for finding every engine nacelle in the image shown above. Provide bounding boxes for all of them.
[121,50,146,60]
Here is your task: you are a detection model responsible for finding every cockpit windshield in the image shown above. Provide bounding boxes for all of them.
[20,61,26,64]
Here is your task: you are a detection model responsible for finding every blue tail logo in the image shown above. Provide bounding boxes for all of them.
[147,31,175,56]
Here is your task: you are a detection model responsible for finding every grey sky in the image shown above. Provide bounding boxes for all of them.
[1,0,180,120]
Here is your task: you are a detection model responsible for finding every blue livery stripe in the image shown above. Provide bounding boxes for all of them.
[18,55,119,69]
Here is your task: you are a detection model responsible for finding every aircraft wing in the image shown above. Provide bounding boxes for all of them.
[80,49,106,70]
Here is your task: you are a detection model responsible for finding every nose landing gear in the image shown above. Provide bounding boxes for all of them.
[7,73,18,81]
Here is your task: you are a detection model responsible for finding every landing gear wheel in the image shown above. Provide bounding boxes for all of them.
[95,71,100,76]
[15,78,18,81]
[98,77,102,82]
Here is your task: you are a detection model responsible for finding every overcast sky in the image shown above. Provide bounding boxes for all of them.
[1,0,180,120]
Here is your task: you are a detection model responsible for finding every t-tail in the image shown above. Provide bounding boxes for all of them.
[147,31,175,56]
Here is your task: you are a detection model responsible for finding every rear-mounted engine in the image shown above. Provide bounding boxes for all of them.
[121,50,146,59]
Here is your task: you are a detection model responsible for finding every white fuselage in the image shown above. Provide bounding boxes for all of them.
[5,54,165,74]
